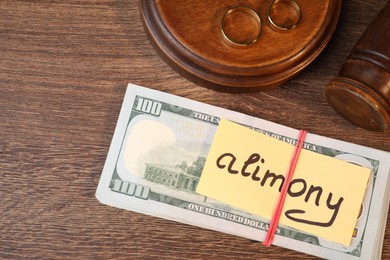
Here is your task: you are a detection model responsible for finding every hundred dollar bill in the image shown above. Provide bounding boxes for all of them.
[96,83,390,260]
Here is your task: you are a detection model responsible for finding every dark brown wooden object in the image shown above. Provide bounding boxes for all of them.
[325,1,390,132]
[139,0,341,89]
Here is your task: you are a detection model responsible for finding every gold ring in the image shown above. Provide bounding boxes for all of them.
[221,6,262,47]
[267,0,301,31]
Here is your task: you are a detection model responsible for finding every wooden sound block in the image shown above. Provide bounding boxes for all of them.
[139,0,342,89]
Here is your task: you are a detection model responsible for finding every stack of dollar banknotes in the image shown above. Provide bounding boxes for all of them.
[96,83,390,259]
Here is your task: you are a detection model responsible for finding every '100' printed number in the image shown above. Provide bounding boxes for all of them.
[135,97,162,116]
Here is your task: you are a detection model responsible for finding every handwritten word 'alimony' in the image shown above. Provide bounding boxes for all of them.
[216,152,343,227]
[196,119,371,246]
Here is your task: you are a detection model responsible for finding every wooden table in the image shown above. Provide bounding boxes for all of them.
[1,0,389,259]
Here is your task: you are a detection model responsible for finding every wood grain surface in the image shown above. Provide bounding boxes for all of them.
[1,0,389,259]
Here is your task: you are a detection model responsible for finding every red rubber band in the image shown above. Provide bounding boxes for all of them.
[262,130,307,247]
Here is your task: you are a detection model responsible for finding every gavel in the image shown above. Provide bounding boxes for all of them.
[324,1,390,132]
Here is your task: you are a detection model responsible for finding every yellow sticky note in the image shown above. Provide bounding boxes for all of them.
[196,119,371,246]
